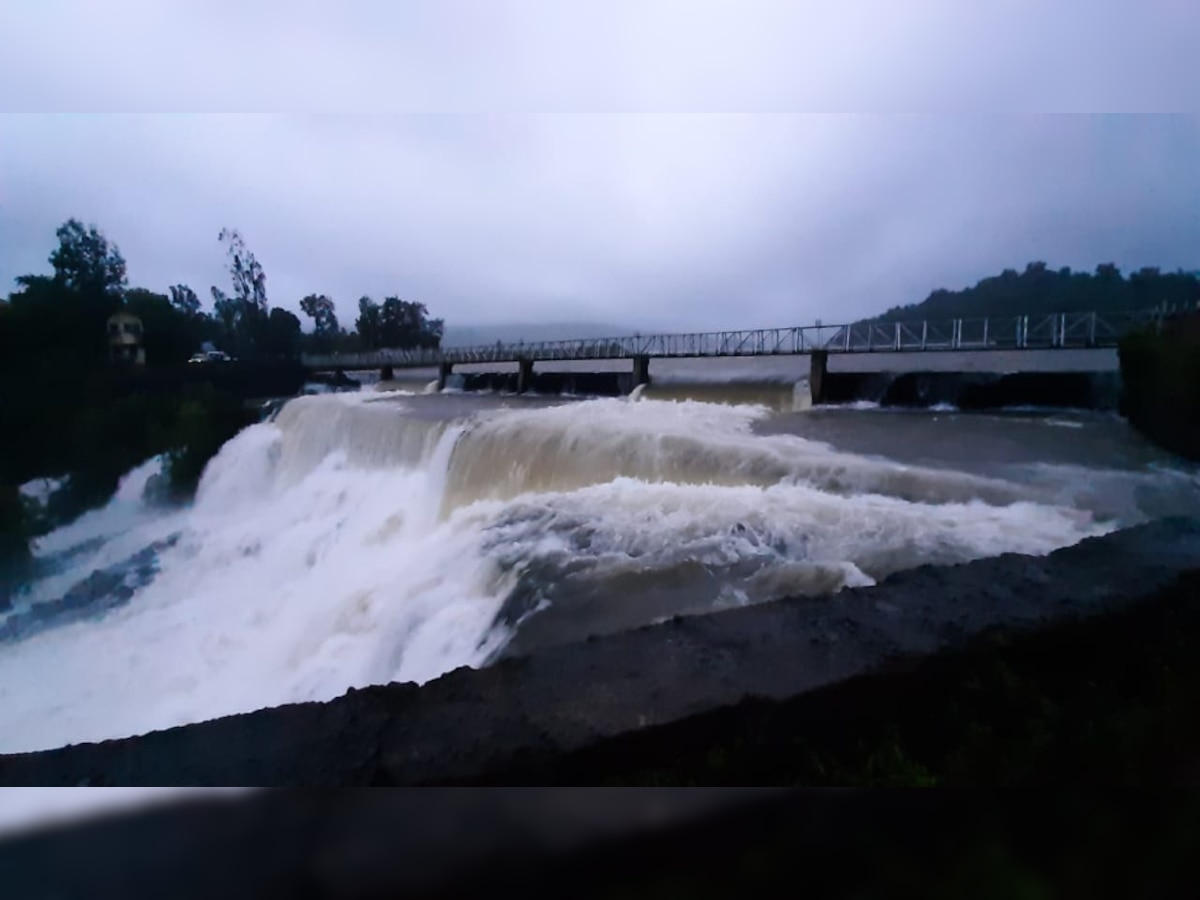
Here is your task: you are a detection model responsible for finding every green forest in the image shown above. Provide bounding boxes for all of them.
[0,220,445,577]
[874,262,1199,322]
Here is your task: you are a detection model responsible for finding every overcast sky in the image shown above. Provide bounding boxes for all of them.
[2,2,1198,331]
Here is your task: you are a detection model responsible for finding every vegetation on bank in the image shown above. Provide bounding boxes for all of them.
[0,219,447,574]
[867,261,1200,458]
[1119,321,1200,461]
[873,261,1199,322]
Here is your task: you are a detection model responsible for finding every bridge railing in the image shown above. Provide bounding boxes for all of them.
[302,305,1189,370]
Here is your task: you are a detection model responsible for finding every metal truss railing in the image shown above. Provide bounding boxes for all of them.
[303,304,1196,370]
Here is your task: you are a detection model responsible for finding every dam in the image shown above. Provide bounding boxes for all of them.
[303,307,1170,406]
[3,377,1198,758]
[2,303,1197,785]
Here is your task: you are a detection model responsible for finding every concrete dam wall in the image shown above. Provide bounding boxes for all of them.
[448,366,1122,411]
[822,370,1122,411]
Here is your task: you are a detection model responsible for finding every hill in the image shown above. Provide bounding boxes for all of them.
[872,263,1199,323]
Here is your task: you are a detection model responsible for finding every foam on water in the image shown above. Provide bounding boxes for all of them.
[1013,461,1200,526]
[32,456,166,558]
[485,478,1106,584]
[442,397,1042,511]
[0,424,506,754]
[18,476,68,507]
[11,458,183,613]
[0,392,1121,754]
[640,380,811,412]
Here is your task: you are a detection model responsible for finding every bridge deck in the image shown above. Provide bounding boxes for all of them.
[304,308,1183,371]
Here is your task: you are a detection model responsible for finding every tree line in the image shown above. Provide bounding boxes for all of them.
[873,262,1200,323]
[1,219,443,366]
[0,219,445,577]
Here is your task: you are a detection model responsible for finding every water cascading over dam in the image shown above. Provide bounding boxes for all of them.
[3,388,1198,756]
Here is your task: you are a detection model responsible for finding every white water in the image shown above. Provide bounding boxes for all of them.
[12,458,181,613]
[0,393,1119,754]
[18,475,68,507]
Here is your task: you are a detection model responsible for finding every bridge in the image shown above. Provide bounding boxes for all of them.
[302,307,1187,399]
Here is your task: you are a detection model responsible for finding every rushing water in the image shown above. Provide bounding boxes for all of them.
[2,382,1198,755]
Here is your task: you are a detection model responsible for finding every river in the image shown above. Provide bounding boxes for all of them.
[1,360,1197,755]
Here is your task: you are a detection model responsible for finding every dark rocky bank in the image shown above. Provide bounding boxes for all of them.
[2,517,1199,787]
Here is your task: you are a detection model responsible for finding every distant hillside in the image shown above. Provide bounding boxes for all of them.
[872,263,1200,323]
[442,322,635,347]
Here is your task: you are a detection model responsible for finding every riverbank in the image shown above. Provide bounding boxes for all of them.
[1119,317,1200,461]
[2,516,1197,786]
[1,374,278,585]
[513,566,1200,785]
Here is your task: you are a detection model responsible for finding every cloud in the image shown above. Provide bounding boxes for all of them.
[2,1,1197,113]
[1,4,1198,330]
[2,113,1198,330]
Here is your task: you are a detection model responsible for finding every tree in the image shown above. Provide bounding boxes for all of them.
[49,219,127,302]
[300,293,338,334]
[169,284,201,317]
[262,307,302,359]
[125,288,200,366]
[218,228,268,315]
[299,294,339,352]
[424,315,445,349]
[870,261,1200,324]
[213,229,271,357]
[378,296,443,349]
[355,296,382,350]
[4,221,129,371]
[210,286,239,350]
[379,297,403,348]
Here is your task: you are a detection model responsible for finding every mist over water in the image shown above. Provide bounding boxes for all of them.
[2,384,1196,754]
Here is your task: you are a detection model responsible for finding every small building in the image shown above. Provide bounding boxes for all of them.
[107,311,145,365]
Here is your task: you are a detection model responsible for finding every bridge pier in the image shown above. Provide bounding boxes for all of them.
[516,358,535,394]
[632,355,650,389]
[380,364,394,382]
[809,350,828,405]
[436,361,453,392]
